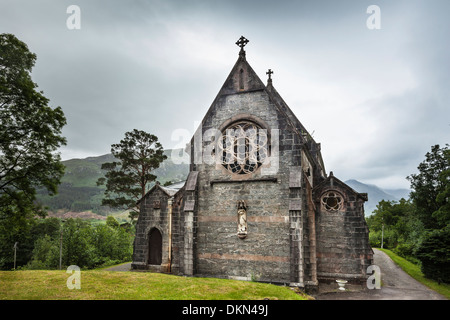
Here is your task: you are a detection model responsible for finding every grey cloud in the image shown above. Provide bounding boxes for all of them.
[1,0,449,190]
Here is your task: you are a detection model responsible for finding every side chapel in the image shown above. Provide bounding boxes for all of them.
[132,36,373,290]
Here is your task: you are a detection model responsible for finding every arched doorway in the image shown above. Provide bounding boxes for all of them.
[148,228,162,265]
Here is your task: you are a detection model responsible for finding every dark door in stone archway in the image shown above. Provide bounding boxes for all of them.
[148,228,162,265]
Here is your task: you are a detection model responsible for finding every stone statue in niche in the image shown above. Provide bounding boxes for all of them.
[237,200,248,239]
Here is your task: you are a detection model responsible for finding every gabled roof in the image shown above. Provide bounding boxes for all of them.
[313,171,368,201]
[136,181,185,205]
[191,47,266,135]
[189,38,325,173]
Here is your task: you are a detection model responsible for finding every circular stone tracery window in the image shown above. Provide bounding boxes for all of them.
[219,121,268,175]
[321,191,344,212]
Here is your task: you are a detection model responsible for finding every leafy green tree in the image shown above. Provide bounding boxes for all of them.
[0,33,66,269]
[93,222,132,264]
[1,33,66,208]
[97,129,167,221]
[106,215,120,229]
[407,144,449,230]
[0,207,36,269]
[61,218,97,269]
[26,234,59,270]
[415,227,450,283]
[407,145,450,282]
[367,198,423,259]
[433,147,450,228]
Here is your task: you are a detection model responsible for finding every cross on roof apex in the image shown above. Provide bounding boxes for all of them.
[236,36,249,50]
[266,69,274,85]
[236,36,249,58]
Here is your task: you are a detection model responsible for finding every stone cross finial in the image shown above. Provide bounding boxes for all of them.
[236,36,249,50]
[266,69,274,85]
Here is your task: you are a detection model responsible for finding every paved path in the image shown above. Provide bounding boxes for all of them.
[103,262,132,272]
[315,249,447,300]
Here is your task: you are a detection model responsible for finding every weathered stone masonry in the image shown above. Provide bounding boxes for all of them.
[132,37,373,290]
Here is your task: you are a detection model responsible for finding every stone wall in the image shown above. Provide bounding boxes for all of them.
[314,174,373,284]
[190,81,312,284]
[132,186,184,273]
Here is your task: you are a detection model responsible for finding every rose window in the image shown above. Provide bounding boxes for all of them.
[219,121,268,175]
[321,191,343,211]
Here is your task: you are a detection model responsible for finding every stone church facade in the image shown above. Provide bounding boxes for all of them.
[132,37,373,290]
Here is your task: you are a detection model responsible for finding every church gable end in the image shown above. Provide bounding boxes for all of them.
[132,36,373,291]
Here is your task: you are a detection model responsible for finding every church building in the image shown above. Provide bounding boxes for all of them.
[131,36,373,290]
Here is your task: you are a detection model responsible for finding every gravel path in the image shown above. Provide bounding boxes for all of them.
[314,249,447,300]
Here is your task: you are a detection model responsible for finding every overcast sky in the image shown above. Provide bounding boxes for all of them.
[1,0,449,190]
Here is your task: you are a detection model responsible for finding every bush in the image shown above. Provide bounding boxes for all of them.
[394,242,415,258]
[393,242,421,265]
[369,230,381,248]
[416,227,450,283]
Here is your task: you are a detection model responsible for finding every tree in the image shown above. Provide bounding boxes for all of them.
[97,129,167,221]
[366,199,419,252]
[415,227,450,283]
[62,218,96,269]
[406,144,450,281]
[433,147,450,228]
[106,216,120,229]
[0,33,67,214]
[407,144,449,230]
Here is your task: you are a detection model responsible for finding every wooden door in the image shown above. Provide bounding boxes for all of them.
[148,228,162,265]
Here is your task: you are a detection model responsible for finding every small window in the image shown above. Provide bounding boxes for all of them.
[321,191,343,212]
[239,69,244,90]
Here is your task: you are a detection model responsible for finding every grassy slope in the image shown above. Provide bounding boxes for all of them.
[378,248,450,299]
[0,270,308,300]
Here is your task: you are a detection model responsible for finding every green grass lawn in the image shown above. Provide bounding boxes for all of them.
[0,269,308,300]
[378,248,450,299]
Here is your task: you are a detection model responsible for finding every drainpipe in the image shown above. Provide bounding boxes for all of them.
[168,197,174,273]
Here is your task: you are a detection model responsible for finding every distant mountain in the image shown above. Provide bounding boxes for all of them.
[36,149,189,215]
[345,179,410,216]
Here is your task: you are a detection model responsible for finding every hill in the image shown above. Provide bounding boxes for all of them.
[345,179,410,215]
[36,149,189,215]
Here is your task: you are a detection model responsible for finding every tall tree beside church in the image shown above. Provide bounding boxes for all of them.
[407,144,449,230]
[97,129,167,221]
[407,144,449,283]
[0,33,66,269]
[0,33,67,213]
